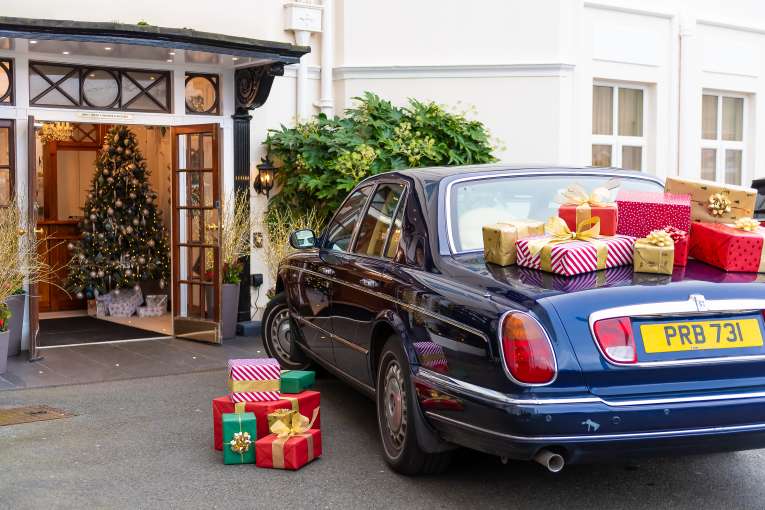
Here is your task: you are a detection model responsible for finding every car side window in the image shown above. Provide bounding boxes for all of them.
[323,186,373,252]
[354,183,405,258]
[385,196,406,259]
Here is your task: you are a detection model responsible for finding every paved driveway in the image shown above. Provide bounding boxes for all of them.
[1,346,764,509]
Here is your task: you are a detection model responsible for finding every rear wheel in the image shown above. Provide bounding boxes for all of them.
[262,292,311,370]
[376,336,452,475]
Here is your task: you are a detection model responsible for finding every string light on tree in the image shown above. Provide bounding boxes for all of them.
[65,125,170,298]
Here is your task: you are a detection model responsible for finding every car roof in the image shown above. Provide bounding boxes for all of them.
[366,163,663,187]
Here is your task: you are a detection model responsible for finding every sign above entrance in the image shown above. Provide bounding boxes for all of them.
[77,112,134,122]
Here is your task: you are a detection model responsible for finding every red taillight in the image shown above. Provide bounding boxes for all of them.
[501,313,556,384]
[593,317,637,364]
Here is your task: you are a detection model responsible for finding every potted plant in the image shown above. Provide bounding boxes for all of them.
[5,286,26,357]
[215,191,251,340]
[0,200,55,371]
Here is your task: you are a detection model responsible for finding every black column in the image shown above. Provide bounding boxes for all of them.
[233,109,252,323]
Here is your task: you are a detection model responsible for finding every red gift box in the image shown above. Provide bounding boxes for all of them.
[689,223,765,273]
[616,191,691,238]
[256,428,322,470]
[212,390,320,451]
[663,226,689,266]
[558,204,617,236]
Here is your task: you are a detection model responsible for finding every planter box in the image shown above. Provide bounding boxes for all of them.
[5,293,26,357]
[0,330,9,374]
[221,283,240,340]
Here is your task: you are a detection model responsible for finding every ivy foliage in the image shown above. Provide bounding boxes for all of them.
[265,92,497,222]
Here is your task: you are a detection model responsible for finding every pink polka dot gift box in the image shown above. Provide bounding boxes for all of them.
[615,190,691,239]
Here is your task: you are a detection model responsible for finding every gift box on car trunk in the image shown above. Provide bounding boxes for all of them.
[482,220,544,266]
[615,191,691,238]
[555,182,620,236]
[212,390,320,450]
[515,218,635,277]
[689,222,765,273]
[665,176,757,224]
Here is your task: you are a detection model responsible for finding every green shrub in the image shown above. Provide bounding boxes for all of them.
[265,92,498,222]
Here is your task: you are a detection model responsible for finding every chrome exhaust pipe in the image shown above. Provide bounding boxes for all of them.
[534,449,565,473]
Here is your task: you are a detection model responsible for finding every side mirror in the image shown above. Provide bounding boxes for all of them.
[289,229,317,249]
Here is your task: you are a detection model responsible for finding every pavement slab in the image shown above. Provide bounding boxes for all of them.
[1,351,765,509]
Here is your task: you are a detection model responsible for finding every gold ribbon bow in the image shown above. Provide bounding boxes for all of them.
[229,431,252,455]
[526,217,608,273]
[555,182,617,208]
[734,217,760,232]
[644,229,674,247]
[708,192,732,217]
[269,407,320,469]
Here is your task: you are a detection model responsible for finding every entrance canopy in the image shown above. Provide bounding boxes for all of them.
[0,16,308,68]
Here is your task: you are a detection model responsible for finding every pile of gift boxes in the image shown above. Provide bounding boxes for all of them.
[213,358,320,469]
[483,176,761,276]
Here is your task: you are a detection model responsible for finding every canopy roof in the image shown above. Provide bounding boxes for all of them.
[0,16,309,67]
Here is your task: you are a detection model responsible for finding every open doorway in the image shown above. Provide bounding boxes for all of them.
[35,122,174,346]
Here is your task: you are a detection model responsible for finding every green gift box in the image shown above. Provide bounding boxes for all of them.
[280,370,315,394]
[222,412,256,465]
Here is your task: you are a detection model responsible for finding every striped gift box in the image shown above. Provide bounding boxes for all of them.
[413,342,448,373]
[228,358,281,402]
[516,235,635,277]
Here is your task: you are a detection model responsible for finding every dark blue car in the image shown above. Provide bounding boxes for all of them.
[262,165,765,474]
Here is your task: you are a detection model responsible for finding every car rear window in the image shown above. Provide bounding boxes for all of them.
[448,174,663,253]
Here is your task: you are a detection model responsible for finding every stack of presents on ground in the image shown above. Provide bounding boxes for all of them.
[212,358,321,469]
[483,176,762,277]
[88,287,168,318]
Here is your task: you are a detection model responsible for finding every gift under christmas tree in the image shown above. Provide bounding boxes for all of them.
[66,126,170,299]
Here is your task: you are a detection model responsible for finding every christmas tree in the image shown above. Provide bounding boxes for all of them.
[66,125,170,299]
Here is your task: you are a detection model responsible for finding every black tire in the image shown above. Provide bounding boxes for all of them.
[376,336,452,475]
[261,292,311,370]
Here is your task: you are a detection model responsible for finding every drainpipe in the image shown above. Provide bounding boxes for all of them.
[284,1,323,122]
[317,0,334,117]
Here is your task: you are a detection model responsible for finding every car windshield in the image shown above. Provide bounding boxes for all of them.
[448,173,663,253]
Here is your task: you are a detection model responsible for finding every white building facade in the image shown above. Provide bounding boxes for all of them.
[1,0,765,348]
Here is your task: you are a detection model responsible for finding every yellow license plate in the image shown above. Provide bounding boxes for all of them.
[640,318,764,354]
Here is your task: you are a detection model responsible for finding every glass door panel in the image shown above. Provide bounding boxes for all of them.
[172,124,221,343]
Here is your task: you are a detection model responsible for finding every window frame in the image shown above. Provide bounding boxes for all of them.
[0,119,14,207]
[28,61,172,113]
[320,184,375,253]
[591,81,647,170]
[700,91,747,185]
[0,58,14,105]
[350,180,409,261]
[185,73,220,115]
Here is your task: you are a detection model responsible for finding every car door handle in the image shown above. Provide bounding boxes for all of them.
[318,267,335,276]
[359,278,380,289]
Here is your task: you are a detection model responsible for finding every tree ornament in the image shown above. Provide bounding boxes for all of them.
[114,288,120,295]
[142,208,149,215]
[138,256,146,265]
[134,284,141,292]
[159,279,165,289]
[107,177,114,184]
[115,200,123,208]
[129,192,137,199]
[126,226,133,234]
[90,270,97,278]
[146,197,153,204]
[148,239,155,247]
[97,269,105,278]
[132,218,139,226]
[117,146,123,154]
[103,169,110,176]
[76,291,84,299]
[67,242,75,250]
[107,208,114,215]
[90,213,97,221]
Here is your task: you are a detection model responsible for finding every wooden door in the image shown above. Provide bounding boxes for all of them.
[171,124,221,343]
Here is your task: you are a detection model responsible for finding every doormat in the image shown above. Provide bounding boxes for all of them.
[0,405,75,426]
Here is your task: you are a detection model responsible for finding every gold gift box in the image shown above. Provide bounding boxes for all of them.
[633,239,674,275]
[267,408,297,430]
[482,220,544,266]
[665,176,756,224]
